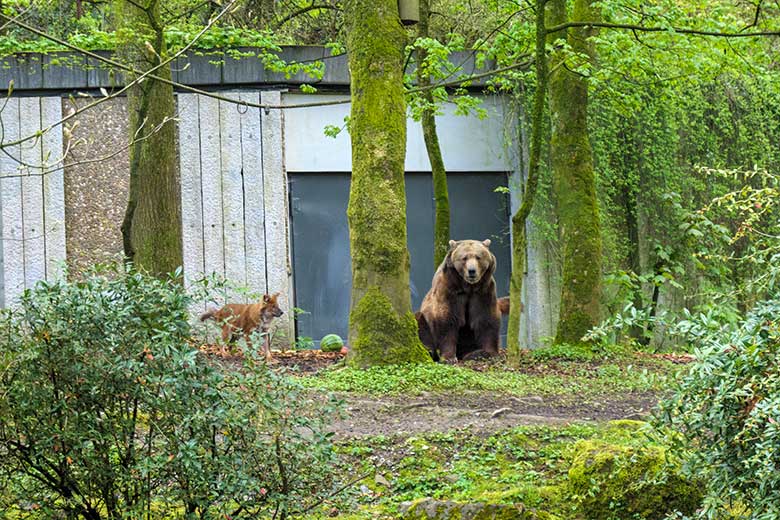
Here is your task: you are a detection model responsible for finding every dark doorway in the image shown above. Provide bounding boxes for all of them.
[289,172,511,346]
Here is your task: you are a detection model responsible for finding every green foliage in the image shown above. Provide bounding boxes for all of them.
[656,296,780,519]
[0,267,339,519]
[299,357,670,397]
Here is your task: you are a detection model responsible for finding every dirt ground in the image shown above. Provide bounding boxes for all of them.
[201,346,670,438]
[324,391,658,438]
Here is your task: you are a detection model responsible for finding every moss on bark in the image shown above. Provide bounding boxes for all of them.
[348,286,431,367]
[507,0,547,361]
[344,0,430,365]
[417,0,450,268]
[117,0,182,277]
[548,0,603,345]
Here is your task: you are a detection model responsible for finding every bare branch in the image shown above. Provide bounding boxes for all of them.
[546,20,780,38]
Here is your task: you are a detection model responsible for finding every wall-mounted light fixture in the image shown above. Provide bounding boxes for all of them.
[398,0,419,25]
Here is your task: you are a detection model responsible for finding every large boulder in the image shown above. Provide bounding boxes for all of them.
[567,440,701,519]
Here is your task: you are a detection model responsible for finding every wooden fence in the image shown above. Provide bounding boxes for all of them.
[0,96,66,306]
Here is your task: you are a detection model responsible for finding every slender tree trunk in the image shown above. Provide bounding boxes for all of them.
[416,0,450,268]
[344,0,430,367]
[507,0,547,360]
[116,0,183,277]
[548,0,602,344]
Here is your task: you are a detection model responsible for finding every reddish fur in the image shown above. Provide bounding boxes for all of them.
[200,293,284,360]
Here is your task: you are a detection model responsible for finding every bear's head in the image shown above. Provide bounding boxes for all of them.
[446,239,495,285]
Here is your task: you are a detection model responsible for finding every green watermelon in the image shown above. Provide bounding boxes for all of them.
[320,334,344,352]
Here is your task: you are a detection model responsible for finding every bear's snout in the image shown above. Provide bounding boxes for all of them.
[464,259,481,283]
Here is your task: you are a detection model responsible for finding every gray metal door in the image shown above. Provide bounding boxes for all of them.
[289,172,510,345]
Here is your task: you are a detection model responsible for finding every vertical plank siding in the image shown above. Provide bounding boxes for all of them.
[240,91,267,297]
[40,96,67,280]
[0,97,67,305]
[197,94,225,292]
[177,91,286,317]
[0,98,25,304]
[260,91,293,341]
[219,92,247,300]
[18,97,46,289]
[178,94,205,296]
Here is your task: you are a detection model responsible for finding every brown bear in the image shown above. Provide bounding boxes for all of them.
[416,239,503,362]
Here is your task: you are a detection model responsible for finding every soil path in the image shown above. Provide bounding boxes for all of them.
[327,391,658,438]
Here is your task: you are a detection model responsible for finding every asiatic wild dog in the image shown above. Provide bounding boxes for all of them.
[200,293,284,361]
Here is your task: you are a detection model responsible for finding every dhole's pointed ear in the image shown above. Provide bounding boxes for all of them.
[272,292,280,299]
[263,294,271,303]
[482,239,491,248]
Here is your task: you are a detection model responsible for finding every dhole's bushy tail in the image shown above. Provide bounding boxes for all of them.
[199,309,216,322]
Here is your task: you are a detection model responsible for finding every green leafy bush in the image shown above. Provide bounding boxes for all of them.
[657,297,780,518]
[0,267,339,519]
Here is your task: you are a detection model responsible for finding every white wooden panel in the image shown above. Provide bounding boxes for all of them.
[178,93,205,296]
[18,97,45,289]
[261,91,293,340]
[219,93,247,299]
[239,91,266,297]
[40,96,66,280]
[197,95,225,287]
[283,94,512,172]
[0,98,24,304]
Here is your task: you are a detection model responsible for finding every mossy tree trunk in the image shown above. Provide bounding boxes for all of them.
[416,0,450,268]
[507,0,547,361]
[344,0,430,367]
[116,0,183,277]
[548,0,603,344]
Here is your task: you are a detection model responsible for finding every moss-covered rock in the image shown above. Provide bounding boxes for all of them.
[399,498,558,520]
[567,440,701,520]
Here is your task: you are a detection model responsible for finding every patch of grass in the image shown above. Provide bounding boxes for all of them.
[296,357,674,397]
[312,420,660,519]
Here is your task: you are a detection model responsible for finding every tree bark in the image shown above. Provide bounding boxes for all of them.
[507,0,547,360]
[548,0,603,344]
[344,0,430,367]
[416,0,450,268]
[116,0,183,277]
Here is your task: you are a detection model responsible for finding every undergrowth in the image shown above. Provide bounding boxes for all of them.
[311,420,662,519]
[296,351,674,397]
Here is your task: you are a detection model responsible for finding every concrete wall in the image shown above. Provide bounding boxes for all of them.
[0,89,557,348]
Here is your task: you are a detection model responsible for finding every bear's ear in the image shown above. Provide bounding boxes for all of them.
[448,239,457,250]
[445,249,454,268]
[482,239,491,248]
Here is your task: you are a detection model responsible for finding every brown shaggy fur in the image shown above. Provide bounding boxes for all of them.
[200,293,284,360]
[416,239,503,362]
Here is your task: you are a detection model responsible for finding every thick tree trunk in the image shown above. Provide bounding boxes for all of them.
[344,0,430,367]
[416,0,450,268]
[117,0,183,277]
[507,0,547,360]
[548,0,602,345]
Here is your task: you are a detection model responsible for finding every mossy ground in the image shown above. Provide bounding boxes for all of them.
[302,420,680,519]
